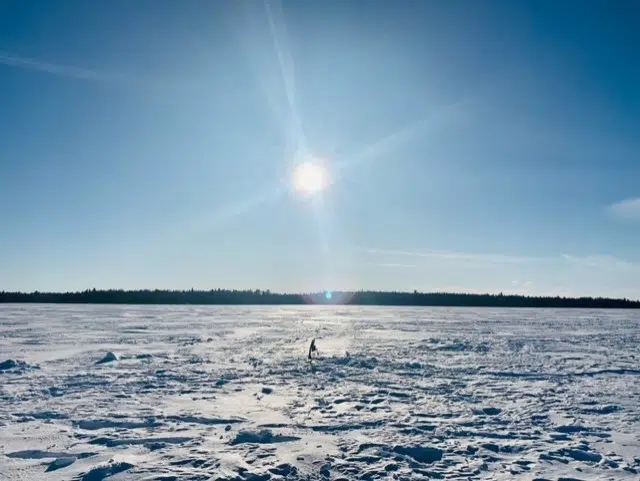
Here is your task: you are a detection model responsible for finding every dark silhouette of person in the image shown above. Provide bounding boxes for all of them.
[308,339,317,360]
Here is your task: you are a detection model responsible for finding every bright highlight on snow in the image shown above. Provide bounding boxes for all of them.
[292,161,328,195]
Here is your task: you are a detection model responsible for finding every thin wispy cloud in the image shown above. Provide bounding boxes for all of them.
[432,284,536,295]
[608,197,640,222]
[561,253,640,270]
[362,247,542,265]
[511,280,533,288]
[375,262,418,269]
[364,247,639,270]
[0,51,134,85]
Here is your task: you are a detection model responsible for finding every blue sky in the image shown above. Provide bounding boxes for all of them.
[1,0,639,298]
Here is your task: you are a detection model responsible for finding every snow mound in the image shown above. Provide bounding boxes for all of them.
[393,445,444,464]
[0,359,19,370]
[230,429,301,445]
[0,359,31,371]
[563,448,603,463]
[580,404,621,415]
[268,463,297,477]
[95,352,118,365]
[46,456,76,472]
[79,461,134,480]
[555,424,592,434]
[333,356,378,369]
[473,407,503,416]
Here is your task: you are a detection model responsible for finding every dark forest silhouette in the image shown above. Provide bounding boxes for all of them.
[1,289,638,308]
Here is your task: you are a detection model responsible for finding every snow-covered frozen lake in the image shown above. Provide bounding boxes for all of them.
[1,304,639,480]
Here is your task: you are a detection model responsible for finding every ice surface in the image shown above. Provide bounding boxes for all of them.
[1,304,640,480]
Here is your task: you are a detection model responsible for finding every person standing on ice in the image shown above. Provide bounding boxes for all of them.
[308,338,318,360]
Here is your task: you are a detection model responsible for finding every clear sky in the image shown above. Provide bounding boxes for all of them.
[1,0,639,298]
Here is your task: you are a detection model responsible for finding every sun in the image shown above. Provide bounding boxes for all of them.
[292,161,329,195]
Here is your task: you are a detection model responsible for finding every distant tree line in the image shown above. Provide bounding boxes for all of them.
[0,289,638,308]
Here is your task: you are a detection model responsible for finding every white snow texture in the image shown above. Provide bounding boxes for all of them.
[1,304,639,480]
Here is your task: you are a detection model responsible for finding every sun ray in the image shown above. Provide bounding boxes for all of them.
[264,0,307,156]
[332,96,470,181]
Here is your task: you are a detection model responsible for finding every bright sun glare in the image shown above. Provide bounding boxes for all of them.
[292,161,329,195]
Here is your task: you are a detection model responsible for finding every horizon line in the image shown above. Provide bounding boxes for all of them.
[1,288,638,303]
